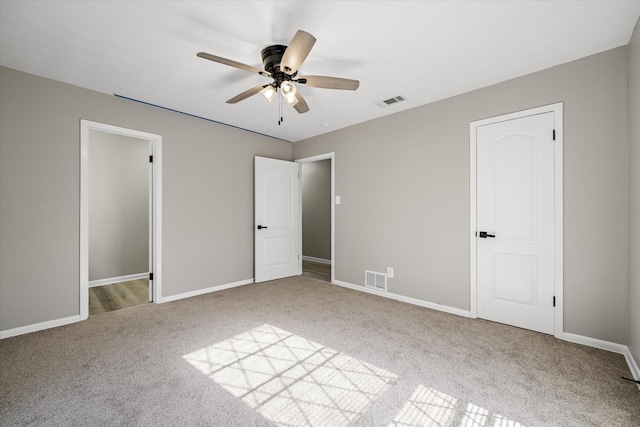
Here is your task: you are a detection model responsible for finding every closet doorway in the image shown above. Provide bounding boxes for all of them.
[80,120,163,319]
[297,153,334,283]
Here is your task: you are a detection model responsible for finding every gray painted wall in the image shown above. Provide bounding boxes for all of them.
[0,66,291,331]
[293,47,630,345]
[301,160,331,260]
[89,130,149,281]
[627,18,640,369]
[1,40,636,352]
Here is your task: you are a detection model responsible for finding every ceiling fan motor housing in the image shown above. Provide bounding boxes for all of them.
[261,45,295,86]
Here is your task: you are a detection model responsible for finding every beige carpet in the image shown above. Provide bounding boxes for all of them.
[1,276,638,426]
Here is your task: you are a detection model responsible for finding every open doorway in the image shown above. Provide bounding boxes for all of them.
[80,120,163,320]
[297,153,334,283]
[88,131,150,314]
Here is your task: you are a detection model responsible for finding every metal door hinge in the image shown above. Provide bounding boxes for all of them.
[552,130,556,141]
[150,272,154,281]
[553,296,556,307]
[149,155,153,163]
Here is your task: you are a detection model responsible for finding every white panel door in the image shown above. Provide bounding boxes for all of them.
[255,156,300,283]
[476,112,555,334]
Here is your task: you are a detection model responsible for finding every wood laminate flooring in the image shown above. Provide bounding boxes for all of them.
[302,259,331,282]
[90,265,327,315]
[89,279,150,315]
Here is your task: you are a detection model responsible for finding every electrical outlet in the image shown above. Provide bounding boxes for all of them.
[387,267,394,278]
[335,195,341,205]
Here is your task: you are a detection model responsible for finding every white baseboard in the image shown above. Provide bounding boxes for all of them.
[89,272,149,288]
[560,332,628,354]
[4,277,639,390]
[1,278,254,339]
[0,315,81,339]
[333,280,471,318]
[561,332,639,389]
[157,278,254,303]
[302,256,332,265]
[623,347,640,390]
[332,279,640,388]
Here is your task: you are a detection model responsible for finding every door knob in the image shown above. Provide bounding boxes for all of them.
[257,225,268,230]
[478,231,495,238]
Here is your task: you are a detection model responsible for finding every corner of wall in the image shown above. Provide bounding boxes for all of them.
[626,15,640,379]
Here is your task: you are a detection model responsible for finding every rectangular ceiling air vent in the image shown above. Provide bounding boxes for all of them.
[365,270,387,291]
[375,95,407,108]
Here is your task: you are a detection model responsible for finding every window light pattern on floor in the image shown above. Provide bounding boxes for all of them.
[183,324,397,426]
[389,385,524,427]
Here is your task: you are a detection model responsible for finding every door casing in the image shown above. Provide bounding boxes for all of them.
[469,103,563,338]
[80,120,163,319]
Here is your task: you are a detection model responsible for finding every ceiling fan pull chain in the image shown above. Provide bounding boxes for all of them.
[278,88,282,125]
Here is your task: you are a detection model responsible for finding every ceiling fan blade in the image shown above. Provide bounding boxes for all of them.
[293,94,310,114]
[280,30,316,75]
[298,75,360,90]
[226,84,268,104]
[197,52,269,76]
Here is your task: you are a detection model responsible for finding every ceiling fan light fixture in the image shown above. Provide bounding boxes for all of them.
[261,85,276,103]
[284,94,299,107]
[281,81,296,97]
[197,29,360,117]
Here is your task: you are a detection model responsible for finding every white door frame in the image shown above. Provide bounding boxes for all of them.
[80,120,163,320]
[296,153,335,284]
[469,103,563,338]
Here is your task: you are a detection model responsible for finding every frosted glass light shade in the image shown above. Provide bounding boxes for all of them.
[261,85,276,103]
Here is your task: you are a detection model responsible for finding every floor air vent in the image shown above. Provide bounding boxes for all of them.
[365,270,387,291]
[375,95,406,108]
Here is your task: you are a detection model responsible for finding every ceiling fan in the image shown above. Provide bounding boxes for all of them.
[197,30,359,122]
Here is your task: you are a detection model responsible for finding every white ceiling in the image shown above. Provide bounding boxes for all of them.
[1,1,639,142]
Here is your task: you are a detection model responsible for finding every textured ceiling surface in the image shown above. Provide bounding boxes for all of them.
[1,1,639,142]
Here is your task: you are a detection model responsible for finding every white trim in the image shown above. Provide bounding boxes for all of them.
[158,279,253,303]
[624,348,640,389]
[624,347,640,379]
[553,105,564,338]
[469,122,477,319]
[0,315,81,339]
[296,152,335,283]
[469,102,564,338]
[333,280,471,318]
[301,255,332,265]
[561,333,639,388]
[89,273,149,288]
[80,120,163,320]
[330,276,639,388]
[561,332,628,354]
[80,122,89,319]
[148,140,153,301]
[152,137,163,302]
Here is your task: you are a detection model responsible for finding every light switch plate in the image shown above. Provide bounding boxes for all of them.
[336,195,341,205]
[387,267,394,278]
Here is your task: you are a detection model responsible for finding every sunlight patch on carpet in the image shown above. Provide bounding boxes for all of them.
[388,385,457,426]
[389,385,525,427]
[183,324,397,426]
